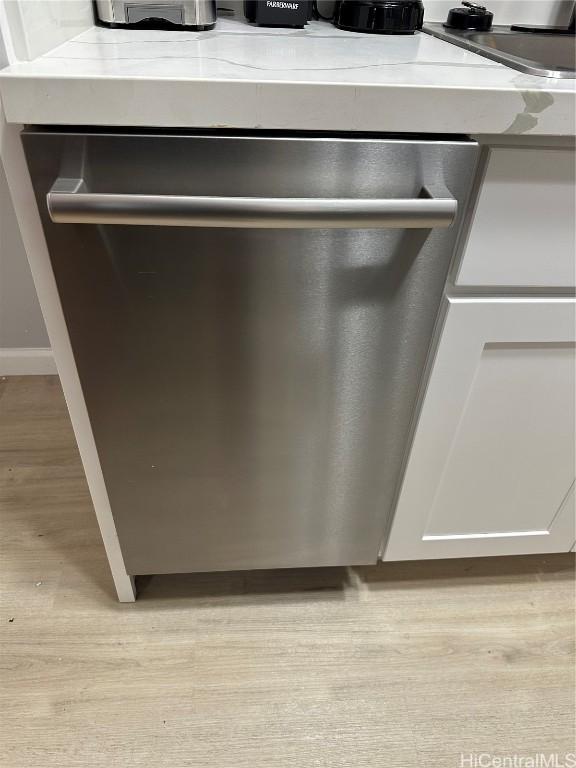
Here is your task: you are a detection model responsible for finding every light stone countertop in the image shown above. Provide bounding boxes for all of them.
[0,15,574,135]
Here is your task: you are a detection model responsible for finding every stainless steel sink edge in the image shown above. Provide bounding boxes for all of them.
[424,23,576,80]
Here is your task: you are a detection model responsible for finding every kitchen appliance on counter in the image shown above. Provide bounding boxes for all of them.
[444,1,493,31]
[23,129,477,577]
[244,0,313,28]
[334,0,424,34]
[95,0,217,29]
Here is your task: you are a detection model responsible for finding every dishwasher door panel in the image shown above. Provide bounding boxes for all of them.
[23,131,478,575]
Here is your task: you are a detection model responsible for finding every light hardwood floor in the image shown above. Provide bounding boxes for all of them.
[1,375,574,768]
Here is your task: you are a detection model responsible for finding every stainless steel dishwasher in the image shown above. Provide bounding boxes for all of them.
[23,129,478,576]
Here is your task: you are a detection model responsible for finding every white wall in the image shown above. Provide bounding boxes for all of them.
[0,121,56,374]
[424,0,573,25]
[2,0,93,61]
[0,149,49,350]
[0,5,54,373]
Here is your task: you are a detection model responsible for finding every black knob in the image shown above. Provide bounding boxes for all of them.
[444,2,493,31]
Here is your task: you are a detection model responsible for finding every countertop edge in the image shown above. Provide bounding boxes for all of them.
[1,75,574,136]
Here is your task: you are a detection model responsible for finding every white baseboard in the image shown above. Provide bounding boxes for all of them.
[0,348,57,376]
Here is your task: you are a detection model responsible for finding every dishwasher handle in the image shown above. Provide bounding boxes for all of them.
[47,179,457,230]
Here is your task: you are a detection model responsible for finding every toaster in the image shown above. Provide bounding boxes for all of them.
[95,0,217,30]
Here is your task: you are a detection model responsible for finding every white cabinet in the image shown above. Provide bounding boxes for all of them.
[383,297,576,561]
[456,148,576,288]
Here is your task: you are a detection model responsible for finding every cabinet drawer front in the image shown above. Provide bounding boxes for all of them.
[383,297,576,561]
[456,148,576,288]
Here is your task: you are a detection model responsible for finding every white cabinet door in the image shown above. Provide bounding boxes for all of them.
[383,297,576,561]
[456,148,576,288]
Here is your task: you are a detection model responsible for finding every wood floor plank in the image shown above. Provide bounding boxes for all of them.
[0,375,574,768]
